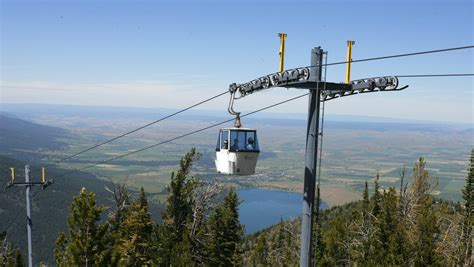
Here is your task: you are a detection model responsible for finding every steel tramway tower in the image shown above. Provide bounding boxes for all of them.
[225,44,408,267]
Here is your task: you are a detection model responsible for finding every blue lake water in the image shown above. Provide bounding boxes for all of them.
[237,188,328,234]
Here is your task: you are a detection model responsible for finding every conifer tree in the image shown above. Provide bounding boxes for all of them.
[362,181,371,260]
[322,215,351,265]
[414,199,440,266]
[410,158,441,266]
[0,231,24,266]
[207,188,244,266]
[352,181,372,265]
[271,220,286,265]
[158,148,200,264]
[169,235,193,266]
[395,167,412,264]
[252,234,269,266]
[54,188,110,266]
[113,187,155,266]
[371,174,382,217]
[379,188,399,265]
[369,174,383,262]
[363,181,370,213]
[460,149,474,265]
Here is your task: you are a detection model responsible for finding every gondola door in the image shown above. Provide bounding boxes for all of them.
[215,129,230,174]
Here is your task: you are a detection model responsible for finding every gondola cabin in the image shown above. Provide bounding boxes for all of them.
[215,128,260,175]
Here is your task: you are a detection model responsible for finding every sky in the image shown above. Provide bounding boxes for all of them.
[1,0,473,123]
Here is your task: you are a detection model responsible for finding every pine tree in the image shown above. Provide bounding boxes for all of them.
[363,181,370,213]
[158,148,200,265]
[371,174,382,217]
[369,174,383,262]
[252,234,269,266]
[113,187,155,266]
[54,188,110,266]
[414,199,440,266]
[395,166,412,264]
[271,220,286,265]
[411,158,437,202]
[322,215,351,265]
[362,181,371,255]
[0,231,24,266]
[169,234,194,266]
[411,158,441,266]
[460,149,474,265]
[207,188,244,266]
[352,181,372,265]
[379,188,399,265]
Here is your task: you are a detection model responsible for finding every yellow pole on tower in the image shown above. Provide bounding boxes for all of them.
[10,167,15,183]
[345,40,355,84]
[41,167,46,184]
[278,33,287,73]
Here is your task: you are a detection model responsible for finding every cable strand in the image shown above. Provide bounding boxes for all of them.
[353,73,474,81]
[52,93,310,180]
[308,45,473,68]
[44,91,228,167]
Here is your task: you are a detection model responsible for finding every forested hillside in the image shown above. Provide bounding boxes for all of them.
[53,148,244,266]
[2,149,472,266]
[0,114,70,161]
[242,155,474,266]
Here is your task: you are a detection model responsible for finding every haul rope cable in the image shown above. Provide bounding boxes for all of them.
[43,91,228,168]
[354,73,474,81]
[322,45,474,67]
[53,93,311,180]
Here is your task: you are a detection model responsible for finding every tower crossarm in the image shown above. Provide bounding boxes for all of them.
[229,67,313,97]
[322,76,408,102]
[229,66,408,100]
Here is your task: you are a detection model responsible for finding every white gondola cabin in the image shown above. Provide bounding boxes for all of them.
[215,128,259,175]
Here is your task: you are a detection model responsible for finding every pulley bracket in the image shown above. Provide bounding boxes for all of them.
[229,67,408,102]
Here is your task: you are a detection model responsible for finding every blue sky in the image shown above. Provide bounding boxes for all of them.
[1,0,473,123]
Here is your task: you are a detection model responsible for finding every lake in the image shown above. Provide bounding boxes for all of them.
[237,188,328,234]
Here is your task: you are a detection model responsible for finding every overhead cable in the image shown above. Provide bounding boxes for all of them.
[52,93,310,180]
[395,73,474,78]
[323,45,474,67]
[44,91,228,167]
[354,73,474,80]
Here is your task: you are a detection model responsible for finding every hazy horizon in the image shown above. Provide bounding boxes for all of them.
[1,101,472,126]
[1,0,472,124]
